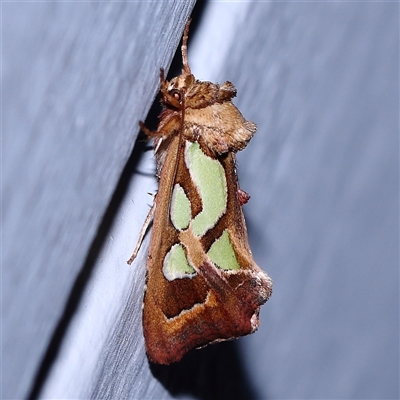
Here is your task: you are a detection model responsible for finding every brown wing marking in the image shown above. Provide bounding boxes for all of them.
[143,142,272,364]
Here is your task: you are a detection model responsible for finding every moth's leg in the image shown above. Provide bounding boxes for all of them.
[181,19,192,75]
[160,67,166,84]
[237,188,250,206]
[140,116,180,139]
[127,203,156,265]
[139,120,154,137]
[159,68,169,97]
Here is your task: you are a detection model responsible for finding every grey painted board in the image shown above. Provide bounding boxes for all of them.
[231,3,398,399]
[2,2,195,399]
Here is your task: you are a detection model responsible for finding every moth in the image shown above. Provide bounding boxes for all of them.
[128,19,273,365]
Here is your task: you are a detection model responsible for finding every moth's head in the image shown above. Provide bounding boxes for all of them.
[161,72,195,109]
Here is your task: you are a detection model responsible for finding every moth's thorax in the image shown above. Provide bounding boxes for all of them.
[157,74,257,157]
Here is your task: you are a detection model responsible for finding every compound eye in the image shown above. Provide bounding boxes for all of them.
[170,89,182,102]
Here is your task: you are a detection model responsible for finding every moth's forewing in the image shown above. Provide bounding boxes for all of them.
[143,134,272,365]
[139,19,272,365]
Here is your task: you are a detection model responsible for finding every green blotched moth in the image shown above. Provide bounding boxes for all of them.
[128,19,272,365]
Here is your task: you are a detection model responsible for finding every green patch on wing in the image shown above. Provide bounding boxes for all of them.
[207,230,240,271]
[170,184,191,231]
[163,244,196,281]
[185,141,227,237]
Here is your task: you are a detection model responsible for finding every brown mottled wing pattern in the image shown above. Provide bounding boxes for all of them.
[139,19,272,365]
[143,133,272,365]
